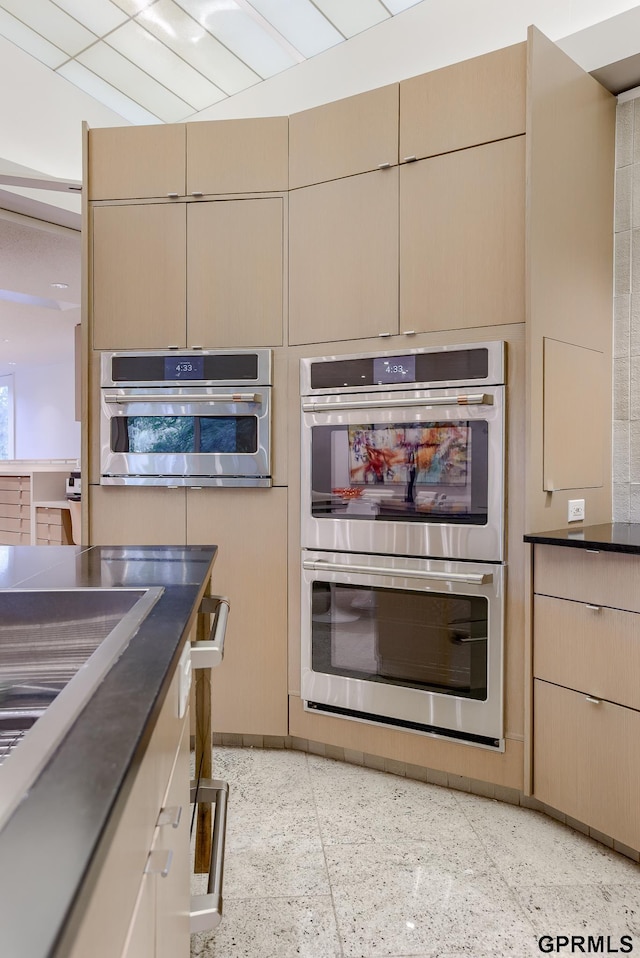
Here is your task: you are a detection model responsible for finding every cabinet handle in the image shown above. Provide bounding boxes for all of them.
[585,549,600,555]
[166,192,179,199]
[157,805,182,829]
[402,155,417,163]
[190,779,229,933]
[378,332,392,338]
[144,848,173,878]
[585,696,601,705]
[192,595,231,669]
[403,330,416,335]
[585,604,602,612]
[377,162,391,169]
[191,191,204,197]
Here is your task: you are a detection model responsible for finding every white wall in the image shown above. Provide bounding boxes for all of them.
[13,360,80,460]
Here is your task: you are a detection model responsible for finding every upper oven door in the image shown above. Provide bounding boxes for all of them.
[301,386,504,561]
[100,386,271,486]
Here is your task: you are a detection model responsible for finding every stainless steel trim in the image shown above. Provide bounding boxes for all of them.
[586,696,602,704]
[157,805,182,829]
[191,596,230,669]
[101,476,272,488]
[303,558,493,585]
[302,393,493,412]
[105,392,260,404]
[190,779,229,933]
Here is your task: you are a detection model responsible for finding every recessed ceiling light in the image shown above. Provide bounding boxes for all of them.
[51,282,69,289]
[8,362,16,366]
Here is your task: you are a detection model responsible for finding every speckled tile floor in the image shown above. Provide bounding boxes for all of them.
[190,747,640,958]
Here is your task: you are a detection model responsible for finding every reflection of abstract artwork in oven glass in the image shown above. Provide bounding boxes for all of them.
[348,423,470,485]
[127,416,194,453]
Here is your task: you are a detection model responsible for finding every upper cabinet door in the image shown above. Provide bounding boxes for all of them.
[400,136,525,334]
[187,198,284,348]
[186,117,288,195]
[400,43,526,162]
[289,169,399,346]
[289,84,399,189]
[92,203,187,350]
[88,125,186,201]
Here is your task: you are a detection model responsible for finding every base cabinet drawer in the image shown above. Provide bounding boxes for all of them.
[534,545,640,612]
[534,679,640,849]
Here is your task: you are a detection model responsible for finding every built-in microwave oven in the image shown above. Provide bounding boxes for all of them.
[100,349,272,487]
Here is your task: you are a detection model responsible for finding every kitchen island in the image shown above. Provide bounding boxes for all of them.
[0,544,218,958]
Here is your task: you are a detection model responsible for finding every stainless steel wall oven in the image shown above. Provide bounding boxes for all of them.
[300,342,506,749]
[100,349,271,487]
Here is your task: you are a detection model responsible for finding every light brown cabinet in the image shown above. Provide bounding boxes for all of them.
[289,168,398,345]
[532,546,640,852]
[88,124,186,201]
[186,487,288,736]
[289,84,398,189]
[68,664,190,958]
[186,117,288,195]
[399,42,526,162]
[92,198,284,350]
[400,136,526,333]
[88,117,288,201]
[89,486,187,545]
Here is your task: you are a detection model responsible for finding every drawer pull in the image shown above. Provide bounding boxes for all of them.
[192,595,230,669]
[190,779,229,932]
[378,332,392,338]
[191,191,204,197]
[144,848,173,878]
[378,162,391,169]
[585,549,600,555]
[403,155,417,163]
[585,604,602,612]
[166,192,179,199]
[586,696,601,705]
[157,804,182,829]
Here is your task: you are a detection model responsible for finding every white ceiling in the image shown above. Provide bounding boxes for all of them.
[0,0,639,379]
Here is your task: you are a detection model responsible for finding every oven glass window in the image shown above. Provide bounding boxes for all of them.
[311,582,488,700]
[200,417,257,454]
[310,420,488,524]
[111,416,258,454]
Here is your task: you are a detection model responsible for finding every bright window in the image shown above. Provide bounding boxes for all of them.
[0,374,15,459]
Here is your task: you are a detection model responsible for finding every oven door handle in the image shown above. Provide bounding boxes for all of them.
[104,393,260,403]
[302,393,493,412]
[303,559,493,585]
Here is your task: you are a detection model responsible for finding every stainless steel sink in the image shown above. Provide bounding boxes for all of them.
[0,586,163,830]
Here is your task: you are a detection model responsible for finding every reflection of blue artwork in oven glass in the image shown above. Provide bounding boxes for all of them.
[127,417,194,453]
[200,417,257,454]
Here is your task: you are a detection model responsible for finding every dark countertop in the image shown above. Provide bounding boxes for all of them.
[524,522,640,555]
[0,544,217,958]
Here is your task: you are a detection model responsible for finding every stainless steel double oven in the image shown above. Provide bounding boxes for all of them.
[300,341,506,749]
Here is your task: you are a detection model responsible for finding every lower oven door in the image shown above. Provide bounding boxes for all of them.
[301,550,504,748]
[100,386,271,486]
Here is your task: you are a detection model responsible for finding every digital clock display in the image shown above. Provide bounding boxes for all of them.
[373,355,416,384]
[164,356,205,380]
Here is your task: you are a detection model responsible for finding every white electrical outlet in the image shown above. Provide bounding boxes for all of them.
[568,498,585,522]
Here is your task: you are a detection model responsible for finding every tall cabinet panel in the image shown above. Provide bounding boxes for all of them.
[88,125,186,200]
[187,198,284,347]
[186,488,288,736]
[92,203,187,350]
[289,169,399,345]
[400,136,526,333]
[289,84,398,188]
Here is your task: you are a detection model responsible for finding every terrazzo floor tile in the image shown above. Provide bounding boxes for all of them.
[453,794,640,887]
[207,838,331,899]
[326,841,539,956]
[190,896,342,958]
[513,883,640,938]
